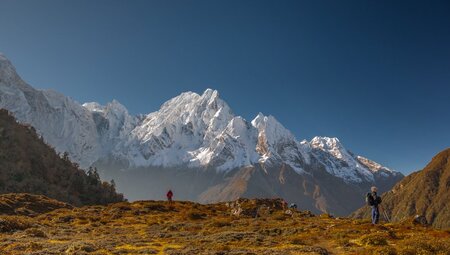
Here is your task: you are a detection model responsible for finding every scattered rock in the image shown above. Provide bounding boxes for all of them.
[412,215,428,226]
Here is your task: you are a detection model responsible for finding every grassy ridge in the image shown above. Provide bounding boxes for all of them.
[0,196,448,255]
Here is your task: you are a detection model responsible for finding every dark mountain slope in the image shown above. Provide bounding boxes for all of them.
[352,148,450,229]
[0,109,124,206]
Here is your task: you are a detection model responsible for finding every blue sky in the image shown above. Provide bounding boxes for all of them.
[1,0,449,174]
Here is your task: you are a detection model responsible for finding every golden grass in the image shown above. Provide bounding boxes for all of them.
[0,199,448,254]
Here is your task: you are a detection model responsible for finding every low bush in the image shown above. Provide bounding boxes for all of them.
[0,216,32,233]
[360,233,388,246]
[186,210,206,220]
[397,238,450,255]
[291,238,306,245]
[211,219,231,227]
[25,228,47,238]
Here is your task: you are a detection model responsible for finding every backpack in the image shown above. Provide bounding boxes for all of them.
[366,193,375,206]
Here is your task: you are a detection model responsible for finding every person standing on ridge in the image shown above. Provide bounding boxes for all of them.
[366,186,382,224]
[166,189,173,204]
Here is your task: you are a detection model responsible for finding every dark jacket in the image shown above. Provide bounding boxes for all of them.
[367,192,382,207]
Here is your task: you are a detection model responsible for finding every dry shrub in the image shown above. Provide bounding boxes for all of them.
[294,246,329,255]
[274,215,287,221]
[216,245,231,252]
[291,238,306,245]
[360,233,388,246]
[397,238,450,255]
[186,210,206,220]
[0,216,32,232]
[56,215,74,223]
[210,219,231,228]
[27,242,43,252]
[335,238,351,247]
[65,241,97,254]
[319,213,334,219]
[112,203,132,211]
[25,228,47,238]
[369,246,397,255]
[145,203,168,212]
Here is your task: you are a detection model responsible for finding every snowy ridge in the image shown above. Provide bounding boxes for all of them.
[356,156,399,177]
[310,137,375,182]
[0,53,401,183]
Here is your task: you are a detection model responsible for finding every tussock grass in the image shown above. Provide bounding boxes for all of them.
[0,198,448,254]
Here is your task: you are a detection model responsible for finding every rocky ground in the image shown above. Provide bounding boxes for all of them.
[0,195,449,255]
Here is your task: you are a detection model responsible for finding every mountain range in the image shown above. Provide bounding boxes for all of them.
[0,53,403,215]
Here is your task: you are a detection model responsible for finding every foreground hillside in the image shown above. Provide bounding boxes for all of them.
[0,109,124,205]
[0,195,448,255]
[352,148,450,229]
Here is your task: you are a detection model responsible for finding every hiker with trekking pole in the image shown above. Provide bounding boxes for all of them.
[366,186,384,224]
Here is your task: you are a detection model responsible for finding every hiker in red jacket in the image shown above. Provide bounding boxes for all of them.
[166,190,173,203]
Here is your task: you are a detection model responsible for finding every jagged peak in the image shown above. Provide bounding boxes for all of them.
[0,53,19,79]
[83,102,105,112]
[0,53,17,73]
[310,136,350,161]
[252,112,266,123]
[310,136,344,150]
[198,88,230,113]
[201,88,219,100]
[83,100,130,120]
[0,53,34,92]
[0,52,8,61]
[251,113,294,139]
[149,89,232,123]
[226,116,250,135]
[159,91,200,110]
[106,99,128,113]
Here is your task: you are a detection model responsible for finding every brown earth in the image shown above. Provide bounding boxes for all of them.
[0,195,448,255]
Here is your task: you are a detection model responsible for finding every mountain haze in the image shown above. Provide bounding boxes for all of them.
[0,53,403,215]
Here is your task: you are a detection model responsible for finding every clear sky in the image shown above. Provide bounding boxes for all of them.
[1,0,449,174]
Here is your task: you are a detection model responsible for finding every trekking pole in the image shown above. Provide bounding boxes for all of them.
[380,205,390,223]
[385,211,391,223]
[379,205,386,222]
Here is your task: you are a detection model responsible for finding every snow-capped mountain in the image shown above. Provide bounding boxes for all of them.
[0,53,100,166]
[107,89,311,174]
[0,53,403,214]
[0,53,138,167]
